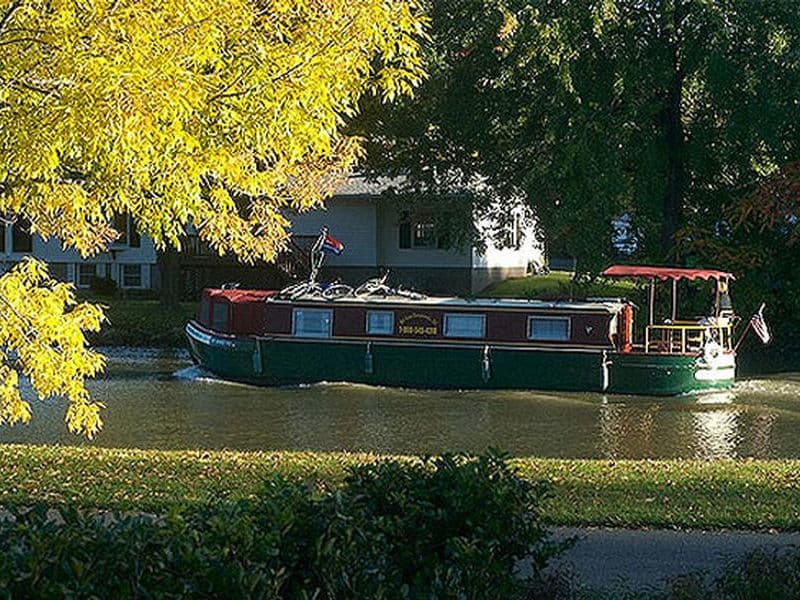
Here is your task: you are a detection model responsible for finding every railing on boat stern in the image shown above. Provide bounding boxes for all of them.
[644,322,733,354]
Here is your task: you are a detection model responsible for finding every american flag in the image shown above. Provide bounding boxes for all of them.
[321,232,345,255]
[750,303,771,345]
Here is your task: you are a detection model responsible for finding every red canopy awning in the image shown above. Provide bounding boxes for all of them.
[602,265,735,282]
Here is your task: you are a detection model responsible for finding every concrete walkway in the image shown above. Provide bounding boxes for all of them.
[546,526,800,591]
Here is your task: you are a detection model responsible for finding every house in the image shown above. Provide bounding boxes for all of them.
[288,176,542,294]
[0,215,156,291]
[0,177,542,296]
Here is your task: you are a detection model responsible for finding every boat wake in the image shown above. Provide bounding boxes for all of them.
[171,366,255,388]
[733,375,800,399]
[99,347,191,362]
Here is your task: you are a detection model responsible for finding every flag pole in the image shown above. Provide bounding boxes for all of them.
[733,319,752,354]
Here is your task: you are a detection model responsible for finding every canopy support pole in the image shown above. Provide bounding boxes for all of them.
[648,282,655,325]
[671,279,677,322]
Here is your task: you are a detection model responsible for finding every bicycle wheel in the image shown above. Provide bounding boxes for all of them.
[276,282,306,299]
[322,284,353,300]
[396,287,426,301]
[288,283,312,300]
[355,283,376,296]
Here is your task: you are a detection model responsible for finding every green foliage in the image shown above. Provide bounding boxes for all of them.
[0,451,560,599]
[710,547,800,600]
[356,0,800,271]
[85,297,197,347]
[310,453,563,597]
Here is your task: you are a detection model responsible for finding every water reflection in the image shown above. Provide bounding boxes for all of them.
[1,349,800,459]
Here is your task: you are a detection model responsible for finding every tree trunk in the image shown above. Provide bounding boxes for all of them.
[661,1,686,261]
[156,246,182,308]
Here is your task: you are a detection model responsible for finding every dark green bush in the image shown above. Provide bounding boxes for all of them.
[308,452,563,598]
[0,451,559,599]
[89,275,118,296]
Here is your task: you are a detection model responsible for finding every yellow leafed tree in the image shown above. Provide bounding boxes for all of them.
[0,0,427,436]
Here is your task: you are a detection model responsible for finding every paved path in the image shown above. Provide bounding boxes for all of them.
[545,526,800,591]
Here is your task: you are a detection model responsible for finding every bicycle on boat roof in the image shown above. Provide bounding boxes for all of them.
[274,228,426,301]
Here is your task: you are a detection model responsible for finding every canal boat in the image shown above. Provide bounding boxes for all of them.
[186,236,753,395]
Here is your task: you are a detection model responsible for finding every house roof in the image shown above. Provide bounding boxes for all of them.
[332,174,475,198]
[333,175,406,197]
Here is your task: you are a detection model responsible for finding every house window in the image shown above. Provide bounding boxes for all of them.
[121,264,142,288]
[366,311,394,335]
[443,313,485,338]
[112,214,141,248]
[77,264,96,287]
[212,302,228,331]
[49,263,68,282]
[399,214,445,249]
[413,221,436,248]
[293,308,333,338]
[506,213,523,250]
[11,219,32,253]
[528,317,571,342]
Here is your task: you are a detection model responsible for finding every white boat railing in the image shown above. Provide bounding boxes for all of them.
[644,322,733,354]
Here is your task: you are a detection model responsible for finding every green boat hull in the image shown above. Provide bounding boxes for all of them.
[186,321,735,396]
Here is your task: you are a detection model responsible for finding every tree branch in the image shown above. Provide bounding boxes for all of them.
[0,36,57,48]
[270,16,357,84]
[0,1,21,38]
[10,80,56,96]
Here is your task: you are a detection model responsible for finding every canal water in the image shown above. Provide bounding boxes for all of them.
[1,348,799,459]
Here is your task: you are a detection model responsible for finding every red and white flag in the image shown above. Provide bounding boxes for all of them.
[750,303,771,345]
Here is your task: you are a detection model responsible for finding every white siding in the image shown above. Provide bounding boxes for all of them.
[469,205,543,293]
[0,225,156,289]
[470,206,542,270]
[288,198,378,267]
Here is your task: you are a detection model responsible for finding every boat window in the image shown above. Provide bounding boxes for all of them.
[293,308,333,338]
[212,302,229,332]
[444,313,485,338]
[528,317,570,341]
[366,311,394,335]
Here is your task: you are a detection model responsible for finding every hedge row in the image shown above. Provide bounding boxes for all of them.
[0,452,561,599]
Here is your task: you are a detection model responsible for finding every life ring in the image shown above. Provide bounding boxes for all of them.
[703,341,722,364]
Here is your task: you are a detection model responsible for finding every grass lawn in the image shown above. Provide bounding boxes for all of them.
[3,445,799,531]
[81,296,197,347]
[485,271,641,301]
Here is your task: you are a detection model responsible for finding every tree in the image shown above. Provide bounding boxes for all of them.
[355,0,800,271]
[0,0,427,435]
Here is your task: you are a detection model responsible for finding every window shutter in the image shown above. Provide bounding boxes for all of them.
[11,219,32,252]
[399,221,411,249]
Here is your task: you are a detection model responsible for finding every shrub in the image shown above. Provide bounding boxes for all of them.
[89,275,118,296]
[0,451,561,599]
[309,452,563,598]
[707,546,800,600]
